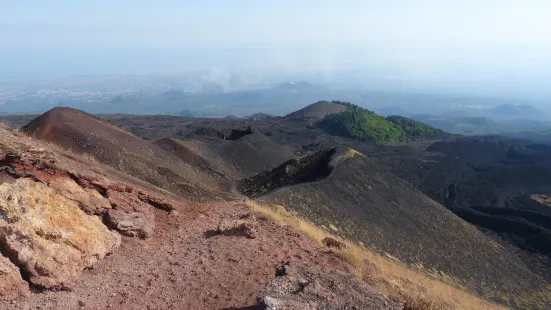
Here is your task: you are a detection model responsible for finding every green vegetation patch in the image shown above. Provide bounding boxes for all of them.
[319,101,442,144]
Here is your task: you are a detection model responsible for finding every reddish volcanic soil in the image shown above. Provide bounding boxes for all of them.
[6,201,352,310]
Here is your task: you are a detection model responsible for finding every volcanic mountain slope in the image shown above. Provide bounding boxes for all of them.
[0,124,416,309]
[239,147,551,309]
[0,123,185,297]
[9,103,551,307]
[374,136,551,267]
[285,100,347,119]
[64,106,551,262]
[177,126,296,179]
[21,107,231,201]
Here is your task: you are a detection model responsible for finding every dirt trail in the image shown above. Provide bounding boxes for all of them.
[5,200,353,310]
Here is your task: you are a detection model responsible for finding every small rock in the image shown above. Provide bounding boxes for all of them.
[322,237,346,250]
[217,219,257,239]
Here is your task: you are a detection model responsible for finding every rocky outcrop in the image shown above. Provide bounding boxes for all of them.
[104,209,154,239]
[0,256,29,301]
[106,189,152,214]
[260,262,401,310]
[72,173,177,212]
[0,179,121,290]
[49,178,112,215]
[137,192,176,212]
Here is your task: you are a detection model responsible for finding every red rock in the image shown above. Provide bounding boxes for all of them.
[0,179,121,290]
[138,193,176,211]
[107,189,152,214]
[0,256,30,301]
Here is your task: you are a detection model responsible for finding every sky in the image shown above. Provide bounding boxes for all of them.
[2,0,551,95]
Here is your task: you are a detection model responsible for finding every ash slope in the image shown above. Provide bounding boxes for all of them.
[372,137,551,258]
[21,107,231,202]
[178,126,296,179]
[0,124,400,309]
[240,147,549,308]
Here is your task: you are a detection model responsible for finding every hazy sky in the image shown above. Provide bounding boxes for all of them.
[2,0,551,86]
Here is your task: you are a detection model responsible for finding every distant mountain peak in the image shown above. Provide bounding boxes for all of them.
[489,103,546,119]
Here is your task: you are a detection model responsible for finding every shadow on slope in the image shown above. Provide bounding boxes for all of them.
[180,126,296,179]
[194,127,253,140]
[21,107,231,201]
[238,149,335,197]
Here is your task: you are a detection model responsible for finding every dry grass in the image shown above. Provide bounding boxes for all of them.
[402,295,445,310]
[245,199,506,310]
[531,193,551,207]
[339,148,366,161]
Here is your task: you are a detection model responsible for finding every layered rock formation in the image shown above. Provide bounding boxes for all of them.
[0,179,121,290]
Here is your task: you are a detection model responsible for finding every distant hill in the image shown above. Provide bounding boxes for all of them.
[246,112,273,119]
[21,107,231,201]
[274,81,318,92]
[318,101,442,144]
[286,101,347,119]
[489,104,546,120]
[410,114,551,140]
[109,94,138,104]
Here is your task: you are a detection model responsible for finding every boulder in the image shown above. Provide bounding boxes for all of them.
[0,179,121,290]
[104,209,154,239]
[0,255,29,301]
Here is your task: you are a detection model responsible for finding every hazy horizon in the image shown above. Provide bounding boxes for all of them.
[2,1,551,98]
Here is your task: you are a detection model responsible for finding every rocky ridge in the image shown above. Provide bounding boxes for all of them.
[0,125,181,299]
